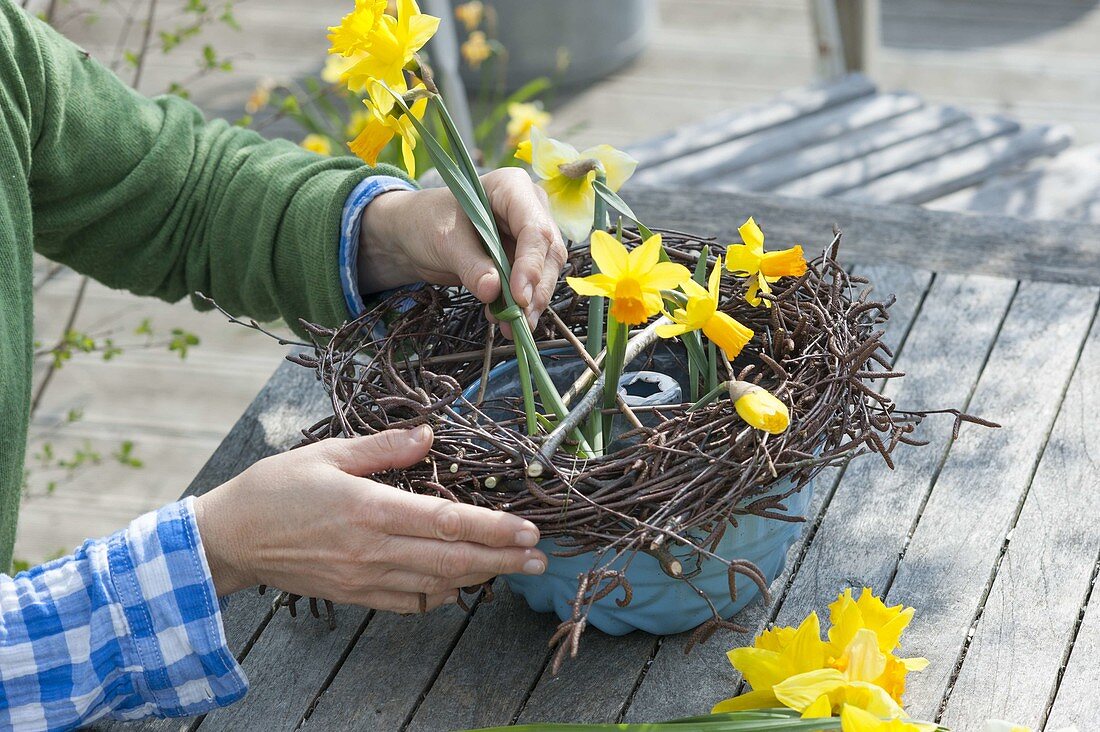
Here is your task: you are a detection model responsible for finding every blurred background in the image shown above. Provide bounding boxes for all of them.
[18,0,1100,566]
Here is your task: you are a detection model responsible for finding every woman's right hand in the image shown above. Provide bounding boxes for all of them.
[192,426,547,613]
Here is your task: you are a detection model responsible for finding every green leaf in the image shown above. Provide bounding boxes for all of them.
[592,179,654,239]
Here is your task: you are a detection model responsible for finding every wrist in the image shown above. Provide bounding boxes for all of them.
[193,491,254,597]
[358,188,417,295]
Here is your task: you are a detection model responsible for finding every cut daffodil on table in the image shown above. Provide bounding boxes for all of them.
[527,127,638,243]
[567,231,689,326]
[726,216,808,307]
[657,255,754,361]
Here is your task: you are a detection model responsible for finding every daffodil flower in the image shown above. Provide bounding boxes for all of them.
[328,0,389,57]
[348,82,428,176]
[300,134,333,156]
[528,127,638,243]
[566,231,689,326]
[342,0,440,92]
[460,30,492,68]
[839,705,933,732]
[657,256,754,361]
[726,217,807,308]
[453,0,483,31]
[505,102,550,148]
[727,381,790,434]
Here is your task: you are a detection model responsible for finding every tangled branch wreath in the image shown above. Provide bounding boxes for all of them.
[242,227,991,672]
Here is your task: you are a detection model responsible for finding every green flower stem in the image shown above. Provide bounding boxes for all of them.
[601,314,630,447]
[708,339,719,393]
[584,175,610,452]
[687,380,731,412]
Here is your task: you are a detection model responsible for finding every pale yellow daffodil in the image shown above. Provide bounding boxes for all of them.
[343,0,440,92]
[348,82,428,176]
[506,102,551,148]
[566,231,689,326]
[528,127,638,242]
[461,30,492,68]
[322,53,367,91]
[726,217,808,308]
[453,0,483,31]
[657,256,753,361]
[840,705,934,732]
[300,134,333,156]
[712,612,828,713]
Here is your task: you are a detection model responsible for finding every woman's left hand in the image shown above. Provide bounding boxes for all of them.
[357,168,568,333]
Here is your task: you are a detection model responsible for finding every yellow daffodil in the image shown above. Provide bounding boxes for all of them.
[461,30,492,68]
[328,0,389,57]
[515,139,532,164]
[726,217,808,308]
[343,0,440,92]
[712,612,827,713]
[506,102,551,148]
[727,382,789,434]
[828,588,925,661]
[567,231,689,326]
[840,705,932,732]
[300,134,333,156]
[657,256,754,361]
[322,53,364,87]
[528,127,638,242]
[453,0,483,31]
[348,82,428,176]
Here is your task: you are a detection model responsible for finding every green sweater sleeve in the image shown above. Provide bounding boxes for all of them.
[7,1,408,331]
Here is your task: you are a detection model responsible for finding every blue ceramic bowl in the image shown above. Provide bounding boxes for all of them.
[459,348,812,635]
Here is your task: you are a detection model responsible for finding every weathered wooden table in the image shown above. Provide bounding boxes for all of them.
[104,187,1100,732]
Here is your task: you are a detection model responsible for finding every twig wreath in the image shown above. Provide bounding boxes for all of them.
[217,226,992,673]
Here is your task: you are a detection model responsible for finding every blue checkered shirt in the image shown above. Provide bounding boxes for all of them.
[0,498,247,730]
[0,176,415,730]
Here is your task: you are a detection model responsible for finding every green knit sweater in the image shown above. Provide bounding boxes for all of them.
[0,0,405,570]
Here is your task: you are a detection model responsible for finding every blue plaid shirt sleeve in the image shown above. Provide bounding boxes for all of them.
[0,497,248,730]
[338,174,418,318]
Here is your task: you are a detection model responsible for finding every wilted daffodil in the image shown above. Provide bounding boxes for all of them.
[300,134,333,156]
[340,0,440,92]
[726,217,808,308]
[727,381,789,434]
[348,82,428,176]
[528,127,638,242]
[657,256,754,361]
[566,231,689,326]
[506,102,551,149]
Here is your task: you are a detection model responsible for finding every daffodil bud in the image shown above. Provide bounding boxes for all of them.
[727,381,789,434]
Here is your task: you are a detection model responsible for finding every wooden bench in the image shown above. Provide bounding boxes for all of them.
[100,77,1100,731]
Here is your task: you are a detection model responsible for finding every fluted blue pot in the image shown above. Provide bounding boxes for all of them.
[460,348,812,635]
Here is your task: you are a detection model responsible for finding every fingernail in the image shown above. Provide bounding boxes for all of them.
[414,425,432,441]
[526,310,539,331]
[522,558,546,575]
[478,271,497,299]
[515,525,539,547]
[522,282,535,306]
[444,595,458,605]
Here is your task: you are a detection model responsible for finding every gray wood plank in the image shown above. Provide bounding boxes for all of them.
[768,273,1017,630]
[299,605,476,732]
[837,124,1074,205]
[197,607,371,731]
[727,104,970,193]
[938,302,1100,730]
[623,264,936,722]
[404,582,559,732]
[1045,566,1100,730]
[928,144,1100,223]
[623,186,1100,288]
[765,114,1019,199]
[887,281,1099,721]
[625,74,877,170]
[634,92,923,187]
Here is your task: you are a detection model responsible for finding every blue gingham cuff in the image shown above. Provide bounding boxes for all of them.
[107,497,248,718]
[339,175,419,317]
